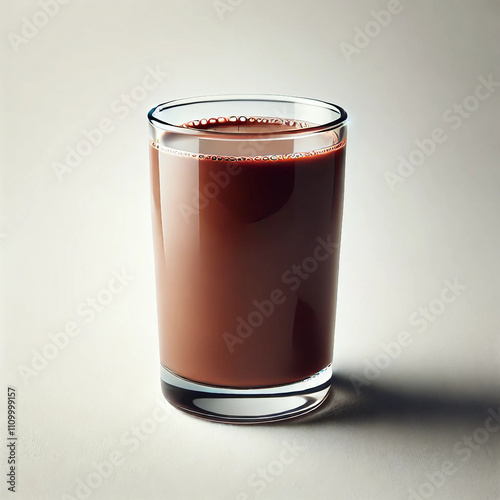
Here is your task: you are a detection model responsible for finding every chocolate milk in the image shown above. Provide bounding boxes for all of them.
[150,118,346,388]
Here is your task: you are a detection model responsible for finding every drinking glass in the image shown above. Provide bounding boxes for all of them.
[148,95,347,423]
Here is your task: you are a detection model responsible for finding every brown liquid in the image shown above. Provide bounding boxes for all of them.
[150,118,346,388]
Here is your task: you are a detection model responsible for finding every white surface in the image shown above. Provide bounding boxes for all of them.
[1,1,499,499]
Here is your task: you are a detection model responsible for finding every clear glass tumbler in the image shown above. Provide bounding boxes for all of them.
[148,95,347,423]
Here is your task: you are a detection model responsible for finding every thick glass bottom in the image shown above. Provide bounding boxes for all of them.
[160,364,332,424]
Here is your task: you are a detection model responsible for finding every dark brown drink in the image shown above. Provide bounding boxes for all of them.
[150,117,345,388]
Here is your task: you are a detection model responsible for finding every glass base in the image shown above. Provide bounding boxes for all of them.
[160,364,332,424]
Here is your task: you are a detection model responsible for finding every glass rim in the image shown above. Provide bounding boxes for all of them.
[148,94,348,141]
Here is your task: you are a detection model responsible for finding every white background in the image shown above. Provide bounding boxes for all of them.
[1,0,499,499]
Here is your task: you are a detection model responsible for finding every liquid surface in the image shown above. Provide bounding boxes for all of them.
[150,118,346,387]
[181,115,314,133]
